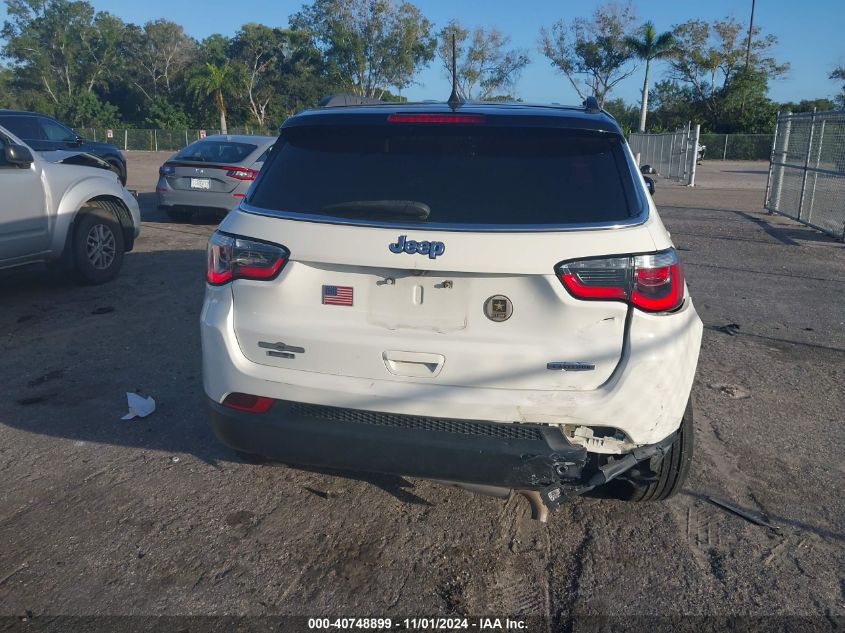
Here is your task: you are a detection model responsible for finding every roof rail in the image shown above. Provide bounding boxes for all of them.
[583,96,601,114]
[319,94,384,108]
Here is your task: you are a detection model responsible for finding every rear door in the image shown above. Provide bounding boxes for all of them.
[225,119,652,392]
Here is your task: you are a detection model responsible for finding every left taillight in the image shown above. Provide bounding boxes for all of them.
[206,231,289,285]
[556,248,685,313]
[159,163,175,176]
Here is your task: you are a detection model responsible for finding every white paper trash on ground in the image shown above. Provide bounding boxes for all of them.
[122,393,156,420]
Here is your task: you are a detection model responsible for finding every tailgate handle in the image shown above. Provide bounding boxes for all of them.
[382,351,445,378]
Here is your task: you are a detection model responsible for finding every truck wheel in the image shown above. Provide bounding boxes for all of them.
[72,203,125,284]
[616,399,694,502]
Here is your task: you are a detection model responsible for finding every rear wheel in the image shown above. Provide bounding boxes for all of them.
[615,399,694,502]
[72,203,125,284]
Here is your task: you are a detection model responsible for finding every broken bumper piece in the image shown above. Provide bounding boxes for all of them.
[208,398,678,516]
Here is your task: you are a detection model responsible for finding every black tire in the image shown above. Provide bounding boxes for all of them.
[615,399,694,502]
[107,159,126,186]
[72,203,125,284]
[166,208,193,222]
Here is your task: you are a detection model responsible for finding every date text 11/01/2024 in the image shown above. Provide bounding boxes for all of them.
[307,618,527,630]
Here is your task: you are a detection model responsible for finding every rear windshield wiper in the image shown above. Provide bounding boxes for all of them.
[320,200,430,221]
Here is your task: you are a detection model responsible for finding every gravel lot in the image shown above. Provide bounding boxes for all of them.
[0,154,843,630]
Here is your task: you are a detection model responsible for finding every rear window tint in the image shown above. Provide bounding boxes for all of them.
[249,125,640,227]
[174,141,257,164]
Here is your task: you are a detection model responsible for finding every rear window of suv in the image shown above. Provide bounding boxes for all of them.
[248,124,641,227]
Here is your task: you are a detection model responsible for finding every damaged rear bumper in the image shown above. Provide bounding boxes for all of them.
[208,398,677,515]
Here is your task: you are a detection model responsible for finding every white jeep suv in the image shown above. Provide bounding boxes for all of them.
[201,100,702,519]
[0,127,140,283]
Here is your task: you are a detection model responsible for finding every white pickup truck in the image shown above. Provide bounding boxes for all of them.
[0,126,140,283]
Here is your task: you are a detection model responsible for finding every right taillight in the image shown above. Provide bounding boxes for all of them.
[557,248,685,313]
[207,231,289,285]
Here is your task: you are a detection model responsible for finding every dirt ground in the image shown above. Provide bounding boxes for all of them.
[0,154,843,631]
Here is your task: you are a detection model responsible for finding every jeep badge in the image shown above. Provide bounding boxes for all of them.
[388,235,445,260]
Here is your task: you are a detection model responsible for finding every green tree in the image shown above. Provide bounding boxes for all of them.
[779,98,836,113]
[145,95,192,128]
[625,21,675,132]
[539,2,637,106]
[268,28,332,120]
[55,90,119,127]
[0,65,17,108]
[2,0,125,105]
[668,17,787,131]
[188,62,237,133]
[602,97,639,134]
[438,20,529,100]
[122,19,195,102]
[230,23,290,126]
[647,79,696,131]
[292,0,436,99]
[830,66,845,108]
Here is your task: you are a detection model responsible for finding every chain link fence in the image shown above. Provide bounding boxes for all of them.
[629,123,700,185]
[765,110,845,239]
[698,134,774,160]
[76,127,276,151]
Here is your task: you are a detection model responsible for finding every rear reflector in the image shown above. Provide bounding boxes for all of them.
[207,231,289,285]
[387,113,486,124]
[557,248,685,312]
[222,393,275,413]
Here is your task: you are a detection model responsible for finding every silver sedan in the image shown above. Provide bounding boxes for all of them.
[156,134,276,221]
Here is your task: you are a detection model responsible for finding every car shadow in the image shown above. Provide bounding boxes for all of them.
[0,247,507,506]
[0,248,233,466]
[137,191,230,226]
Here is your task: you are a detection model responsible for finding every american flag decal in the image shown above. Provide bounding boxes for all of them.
[322,285,353,306]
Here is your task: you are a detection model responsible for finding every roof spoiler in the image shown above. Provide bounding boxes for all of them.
[319,94,385,108]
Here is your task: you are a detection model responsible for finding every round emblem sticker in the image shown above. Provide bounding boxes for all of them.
[484,295,513,322]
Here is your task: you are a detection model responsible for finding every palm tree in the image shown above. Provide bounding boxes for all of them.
[626,22,676,133]
[189,62,234,134]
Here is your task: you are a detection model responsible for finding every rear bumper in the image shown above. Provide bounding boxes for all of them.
[201,284,702,446]
[209,397,678,511]
[209,397,588,490]
[156,178,243,213]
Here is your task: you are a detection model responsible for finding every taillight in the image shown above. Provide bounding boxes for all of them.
[387,113,486,124]
[222,392,274,413]
[159,163,175,176]
[556,248,685,312]
[207,231,288,285]
[224,166,258,180]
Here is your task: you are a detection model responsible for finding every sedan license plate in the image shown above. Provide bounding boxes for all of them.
[190,178,210,190]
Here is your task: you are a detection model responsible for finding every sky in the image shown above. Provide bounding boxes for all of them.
[2,0,844,106]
